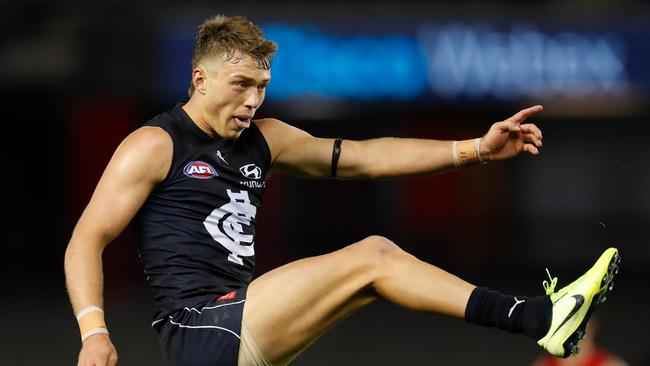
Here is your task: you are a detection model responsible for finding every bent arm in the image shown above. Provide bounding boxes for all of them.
[64,127,171,333]
[255,105,543,180]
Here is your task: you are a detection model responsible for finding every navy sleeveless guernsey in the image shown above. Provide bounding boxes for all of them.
[133,104,271,321]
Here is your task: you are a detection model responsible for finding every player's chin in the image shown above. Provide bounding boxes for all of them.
[221,129,242,140]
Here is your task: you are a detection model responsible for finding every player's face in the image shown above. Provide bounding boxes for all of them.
[201,54,270,139]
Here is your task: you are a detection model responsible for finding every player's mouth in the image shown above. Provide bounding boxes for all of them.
[232,115,252,129]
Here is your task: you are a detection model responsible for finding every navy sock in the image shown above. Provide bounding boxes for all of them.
[464,287,552,340]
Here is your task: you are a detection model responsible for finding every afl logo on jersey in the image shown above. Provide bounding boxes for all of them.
[239,164,262,180]
[183,161,218,179]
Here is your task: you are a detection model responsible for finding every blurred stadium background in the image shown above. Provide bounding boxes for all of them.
[2,0,648,364]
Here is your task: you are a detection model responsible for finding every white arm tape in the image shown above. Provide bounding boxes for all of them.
[452,140,460,167]
[76,305,104,320]
[474,138,486,163]
[81,327,109,342]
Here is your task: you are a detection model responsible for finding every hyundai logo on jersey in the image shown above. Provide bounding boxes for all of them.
[183,161,218,179]
[239,164,262,180]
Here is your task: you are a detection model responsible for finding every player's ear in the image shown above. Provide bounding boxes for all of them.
[192,67,207,95]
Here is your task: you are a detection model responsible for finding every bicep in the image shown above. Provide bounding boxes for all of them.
[72,127,172,246]
[256,118,365,178]
[274,136,367,179]
[272,134,334,177]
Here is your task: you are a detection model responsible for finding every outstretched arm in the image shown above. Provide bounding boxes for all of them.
[64,127,171,366]
[255,105,543,179]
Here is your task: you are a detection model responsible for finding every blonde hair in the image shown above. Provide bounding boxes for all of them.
[188,15,277,97]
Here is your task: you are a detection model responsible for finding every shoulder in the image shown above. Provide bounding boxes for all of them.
[253,118,310,160]
[120,126,173,156]
[112,126,173,182]
[253,118,307,135]
[253,118,311,155]
[252,117,284,133]
[252,118,283,160]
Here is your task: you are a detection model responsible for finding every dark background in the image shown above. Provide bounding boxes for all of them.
[2,1,648,365]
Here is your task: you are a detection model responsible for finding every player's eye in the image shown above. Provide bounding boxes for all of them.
[233,81,247,89]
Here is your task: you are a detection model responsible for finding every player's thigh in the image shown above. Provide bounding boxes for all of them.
[243,235,398,363]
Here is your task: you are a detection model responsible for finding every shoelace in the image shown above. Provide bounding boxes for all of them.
[542,268,558,296]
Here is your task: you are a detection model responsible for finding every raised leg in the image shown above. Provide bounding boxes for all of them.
[242,235,476,363]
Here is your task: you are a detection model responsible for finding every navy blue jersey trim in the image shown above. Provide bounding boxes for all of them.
[250,121,273,169]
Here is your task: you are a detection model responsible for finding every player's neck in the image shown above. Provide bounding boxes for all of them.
[182,98,223,140]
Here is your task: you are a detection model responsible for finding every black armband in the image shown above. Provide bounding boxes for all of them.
[331,138,343,178]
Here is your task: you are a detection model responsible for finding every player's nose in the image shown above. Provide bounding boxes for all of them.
[244,89,261,109]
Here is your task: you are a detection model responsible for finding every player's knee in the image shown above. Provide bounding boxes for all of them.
[349,236,408,296]
[355,235,403,267]
[364,235,400,251]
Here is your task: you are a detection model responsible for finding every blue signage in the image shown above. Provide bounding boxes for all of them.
[156,22,644,102]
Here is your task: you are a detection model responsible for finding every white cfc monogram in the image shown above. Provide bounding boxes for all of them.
[203,189,257,265]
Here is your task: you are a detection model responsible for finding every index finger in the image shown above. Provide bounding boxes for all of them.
[509,105,543,124]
